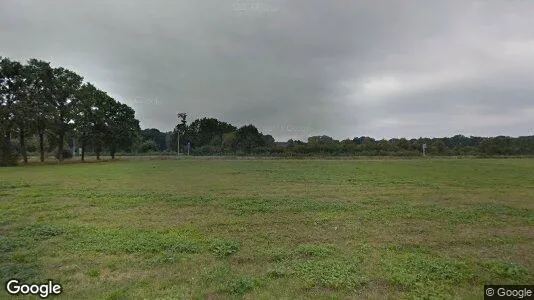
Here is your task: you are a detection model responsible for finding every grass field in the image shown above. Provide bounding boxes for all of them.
[1,158,533,299]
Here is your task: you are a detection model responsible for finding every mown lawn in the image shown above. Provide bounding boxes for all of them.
[1,158,533,299]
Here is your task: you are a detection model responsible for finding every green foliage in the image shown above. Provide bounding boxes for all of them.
[295,243,336,258]
[141,139,159,152]
[87,268,101,277]
[209,239,240,257]
[185,117,236,149]
[49,67,84,160]
[0,141,20,166]
[0,222,65,282]
[140,128,167,151]
[266,264,294,278]
[220,275,260,295]
[67,227,203,255]
[142,126,534,157]
[482,260,530,281]
[106,288,129,300]
[0,56,140,164]
[381,251,473,295]
[55,149,73,159]
[295,258,366,290]
[235,124,265,154]
[0,159,533,298]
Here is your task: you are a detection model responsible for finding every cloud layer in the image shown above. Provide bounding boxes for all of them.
[2,0,533,140]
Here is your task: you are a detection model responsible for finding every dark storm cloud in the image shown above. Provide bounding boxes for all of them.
[1,0,533,140]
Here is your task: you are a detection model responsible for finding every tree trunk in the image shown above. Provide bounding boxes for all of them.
[110,145,116,159]
[19,128,27,164]
[96,151,100,160]
[81,144,85,161]
[1,131,11,166]
[39,132,45,162]
[57,131,64,161]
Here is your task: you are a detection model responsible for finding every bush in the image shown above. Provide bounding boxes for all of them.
[0,152,19,166]
[140,140,158,152]
[55,149,73,160]
[0,141,20,166]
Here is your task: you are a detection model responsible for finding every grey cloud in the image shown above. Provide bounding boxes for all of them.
[1,0,533,141]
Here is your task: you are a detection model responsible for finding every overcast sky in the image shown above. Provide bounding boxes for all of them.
[1,0,533,141]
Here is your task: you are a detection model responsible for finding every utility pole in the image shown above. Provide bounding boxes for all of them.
[176,112,187,157]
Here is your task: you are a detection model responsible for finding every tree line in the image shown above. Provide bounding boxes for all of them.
[0,56,140,166]
[140,117,275,155]
[3,56,533,165]
[141,118,534,157]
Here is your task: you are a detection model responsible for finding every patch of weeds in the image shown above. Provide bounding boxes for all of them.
[209,239,240,257]
[106,288,129,300]
[295,243,336,258]
[66,227,203,255]
[381,251,472,295]
[360,203,412,221]
[481,260,530,281]
[0,236,20,254]
[410,285,459,300]
[11,251,36,264]
[199,264,262,296]
[294,258,366,290]
[297,200,358,213]
[0,209,17,226]
[385,244,432,254]
[0,180,31,190]
[361,202,492,224]
[0,223,64,282]
[103,261,119,271]
[19,223,65,241]
[220,275,261,296]
[165,194,217,206]
[266,264,295,279]
[265,247,292,262]
[473,203,533,221]
[225,197,278,214]
[0,261,39,282]
[87,268,100,277]
[147,252,183,264]
[201,265,232,286]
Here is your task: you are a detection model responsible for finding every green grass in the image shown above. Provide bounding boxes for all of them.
[0,158,533,299]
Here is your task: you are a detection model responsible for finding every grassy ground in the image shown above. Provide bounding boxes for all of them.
[1,158,533,299]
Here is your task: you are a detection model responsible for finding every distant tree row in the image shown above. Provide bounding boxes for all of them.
[3,56,532,165]
[140,117,275,155]
[139,118,534,157]
[280,135,534,157]
[0,56,140,165]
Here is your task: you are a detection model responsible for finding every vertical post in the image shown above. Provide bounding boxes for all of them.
[176,112,187,157]
[72,137,76,157]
